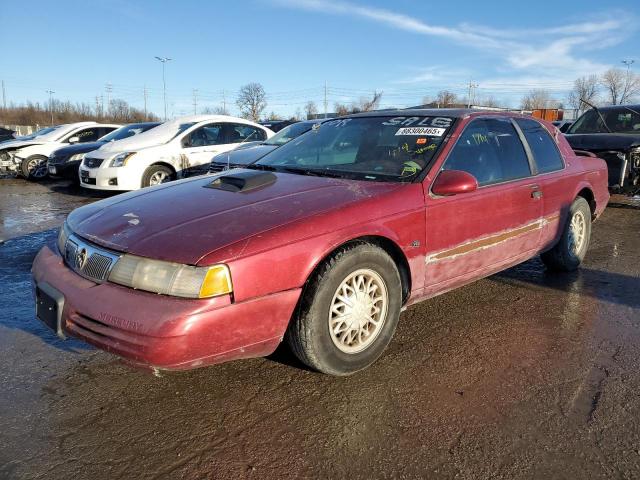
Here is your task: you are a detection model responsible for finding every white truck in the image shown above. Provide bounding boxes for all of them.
[78,115,274,190]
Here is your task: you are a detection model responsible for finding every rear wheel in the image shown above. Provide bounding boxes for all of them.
[21,155,49,181]
[141,165,174,188]
[541,196,592,272]
[286,243,402,376]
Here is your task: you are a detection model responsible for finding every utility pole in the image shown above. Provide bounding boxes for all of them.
[105,82,113,115]
[192,89,198,115]
[155,56,172,120]
[622,59,635,104]
[1,80,5,110]
[222,89,226,114]
[95,95,101,117]
[143,85,148,118]
[467,80,478,108]
[324,81,328,118]
[45,89,55,125]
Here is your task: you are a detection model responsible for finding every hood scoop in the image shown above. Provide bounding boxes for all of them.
[204,170,277,193]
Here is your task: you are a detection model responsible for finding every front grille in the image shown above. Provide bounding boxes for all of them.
[48,154,68,165]
[63,234,121,283]
[83,157,104,168]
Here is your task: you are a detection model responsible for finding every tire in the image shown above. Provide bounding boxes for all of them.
[541,196,592,272]
[286,242,402,376]
[141,164,174,188]
[21,155,49,181]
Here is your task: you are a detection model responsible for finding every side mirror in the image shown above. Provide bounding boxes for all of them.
[432,170,478,196]
[68,136,80,144]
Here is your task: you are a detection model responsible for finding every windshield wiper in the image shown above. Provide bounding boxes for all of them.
[245,163,278,171]
[280,166,344,178]
[580,98,612,133]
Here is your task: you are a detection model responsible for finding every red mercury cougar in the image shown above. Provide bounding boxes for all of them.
[32,110,609,376]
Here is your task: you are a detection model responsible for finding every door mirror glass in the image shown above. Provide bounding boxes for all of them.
[68,136,80,144]
[432,170,478,196]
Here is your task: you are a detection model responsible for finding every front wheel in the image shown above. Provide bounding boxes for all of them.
[141,165,174,188]
[21,155,49,181]
[541,196,592,272]
[286,243,402,376]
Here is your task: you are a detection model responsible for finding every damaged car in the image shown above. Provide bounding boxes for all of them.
[0,122,120,180]
[565,104,640,193]
[78,115,274,190]
[32,109,609,376]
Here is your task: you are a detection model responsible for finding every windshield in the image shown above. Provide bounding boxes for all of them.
[264,122,316,146]
[254,116,454,182]
[17,126,60,140]
[99,123,159,142]
[568,108,640,134]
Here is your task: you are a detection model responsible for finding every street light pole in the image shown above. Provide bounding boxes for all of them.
[155,56,172,120]
[45,89,55,125]
[621,59,635,105]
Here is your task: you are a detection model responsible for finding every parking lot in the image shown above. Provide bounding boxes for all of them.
[0,177,638,479]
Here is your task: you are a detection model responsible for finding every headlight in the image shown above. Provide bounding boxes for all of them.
[108,254,233,299]
[110,152,136,167]
[57,222,71,254]
[70,153,86,162]
[631,147,640,168]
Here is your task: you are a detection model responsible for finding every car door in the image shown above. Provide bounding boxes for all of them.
[515,118,568,250]
[181,123,226,169]
[423,117,543,293]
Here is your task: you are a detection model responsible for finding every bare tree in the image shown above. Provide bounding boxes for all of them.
[267,111,281,120]
[567,75,599,113]
[334,103,350,117]
[520,89,559,110]
[304,101,318,119]
[436,90,458,107]
[236,82,267,121]
[353,91,382,112]
[202,105,230,115]
[478,95,503,108]
[600,68,640,105]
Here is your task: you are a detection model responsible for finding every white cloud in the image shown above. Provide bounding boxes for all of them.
[271,0,635,83]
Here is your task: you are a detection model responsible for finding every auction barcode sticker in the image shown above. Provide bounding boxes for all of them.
[395,127,446,136]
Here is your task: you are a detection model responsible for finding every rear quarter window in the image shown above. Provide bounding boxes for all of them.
[516,118,564,174]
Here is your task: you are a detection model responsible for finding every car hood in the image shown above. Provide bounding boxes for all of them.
[565,133,640,151]
[0,139,45,151]
[211,144,278,166]
[53,141,106,157]
[68,170,401,265]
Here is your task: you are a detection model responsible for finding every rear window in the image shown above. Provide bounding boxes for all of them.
[516,118,564,174]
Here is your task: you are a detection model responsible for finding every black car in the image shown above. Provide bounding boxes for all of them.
[259,119,295,132]
[209,119,327,173]
[0,127,16,143]
[565,105,640,193]
[48,122,160,180]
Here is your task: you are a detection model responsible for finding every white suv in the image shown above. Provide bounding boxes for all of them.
[79,115,274,191]
[0,122,120,180]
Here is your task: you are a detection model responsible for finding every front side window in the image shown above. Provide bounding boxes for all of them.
[254,116,454,182]
[67,128,101,143]
[228,124,266,143]
[186,124,223,147]
[443,118,531,186]
[516,118,564,173]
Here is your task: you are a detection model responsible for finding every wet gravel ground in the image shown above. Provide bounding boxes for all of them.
[1,178,640,479]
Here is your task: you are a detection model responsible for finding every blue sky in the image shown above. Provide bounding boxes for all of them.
[2,0,639,118]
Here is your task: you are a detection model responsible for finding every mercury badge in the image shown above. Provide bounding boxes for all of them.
[75,247,88,269]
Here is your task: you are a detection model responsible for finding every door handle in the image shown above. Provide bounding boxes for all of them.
[531,190,543,199]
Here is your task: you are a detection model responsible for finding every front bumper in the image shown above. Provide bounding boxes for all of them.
[48,160,80,178]
[79,165,140,191]
[32,246,301,370]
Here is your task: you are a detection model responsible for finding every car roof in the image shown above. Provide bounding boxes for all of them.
[348,108,474,119]
[592,104,640,111]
